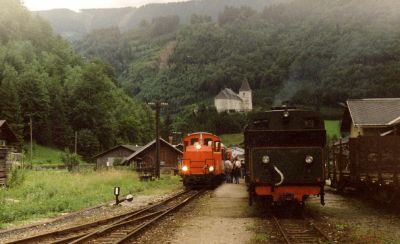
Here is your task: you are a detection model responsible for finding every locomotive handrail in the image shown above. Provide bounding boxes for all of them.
[273,165,284,186]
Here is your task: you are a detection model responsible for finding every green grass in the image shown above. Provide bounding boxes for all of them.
[324,120,341,139]
[251,233,269,242]
[219,133,244,147]
[0,170,181,228]
[24,143,65,165]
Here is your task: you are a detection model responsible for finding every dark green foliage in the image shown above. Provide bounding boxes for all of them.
[0,0,154,157]
[171,104,247,136]
[119,0,400,114]
[77,129,100,160]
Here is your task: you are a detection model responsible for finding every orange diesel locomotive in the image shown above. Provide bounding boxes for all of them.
[180,132,225,187]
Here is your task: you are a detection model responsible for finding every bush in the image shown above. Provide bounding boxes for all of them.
[61,149,81,172]
[7,168,26,188]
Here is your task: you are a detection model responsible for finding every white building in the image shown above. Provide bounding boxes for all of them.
[214,80,252,113]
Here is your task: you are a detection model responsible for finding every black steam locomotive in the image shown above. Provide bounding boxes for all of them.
[245,106,326,206]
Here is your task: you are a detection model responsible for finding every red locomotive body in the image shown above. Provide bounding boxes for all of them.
[180,132,225,187]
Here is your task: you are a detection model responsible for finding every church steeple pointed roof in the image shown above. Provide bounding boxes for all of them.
[239,79,251,91]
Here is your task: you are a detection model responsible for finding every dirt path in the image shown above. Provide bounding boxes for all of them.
[159,41,177,70]
[171,182,255,244]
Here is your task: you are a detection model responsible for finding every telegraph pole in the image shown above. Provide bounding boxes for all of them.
[74,131,78,154]
[29,116,33,167]
[148,101,168,179]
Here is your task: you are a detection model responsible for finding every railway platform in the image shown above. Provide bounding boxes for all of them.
[171,181,255,244]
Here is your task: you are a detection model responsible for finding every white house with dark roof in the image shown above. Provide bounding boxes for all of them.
[341,98,400,138]
[214,80,252,113]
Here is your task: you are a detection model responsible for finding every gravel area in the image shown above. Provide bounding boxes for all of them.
[131,185,400,244]
[0,189,183,243]
[308,188,400,243]
[134,181,258,244]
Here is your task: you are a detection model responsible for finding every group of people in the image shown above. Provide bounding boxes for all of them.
[224,158,243,184]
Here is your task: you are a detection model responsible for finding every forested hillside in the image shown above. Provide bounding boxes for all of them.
[73,0,400,113]
[36,0,281,40]
[0,0,154,158]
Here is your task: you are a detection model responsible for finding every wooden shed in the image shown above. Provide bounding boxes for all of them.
[93,145,142,169]
[0,120,19,186]
[123,138,183,174]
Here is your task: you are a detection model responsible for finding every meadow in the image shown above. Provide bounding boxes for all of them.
[0,170,181,228]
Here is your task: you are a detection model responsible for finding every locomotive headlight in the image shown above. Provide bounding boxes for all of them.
[262,155,270,164]
[209,166,214,172]
[283,111,290,118]
[182,165,188,172]
[195,144,201,150]
[305,155,314,164]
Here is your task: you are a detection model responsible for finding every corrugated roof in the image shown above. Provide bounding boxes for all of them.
[124,138,183,163]
[239,79,251,91]
[92,144,142,159]
[122,145,142,151]
[215,88,242,101]
[347,98,400,126]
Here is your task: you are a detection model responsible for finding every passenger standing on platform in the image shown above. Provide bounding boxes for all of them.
[224,159,233,183]
[240,160,245,179]
[233,158,241,184]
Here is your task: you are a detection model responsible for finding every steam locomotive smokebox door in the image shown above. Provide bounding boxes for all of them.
[252,148,323,185]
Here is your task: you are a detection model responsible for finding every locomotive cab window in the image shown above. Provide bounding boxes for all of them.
[190,138,199,145]
[204,138,213,146]
[215,142,221,152]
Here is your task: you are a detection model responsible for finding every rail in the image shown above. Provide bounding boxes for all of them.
[7,190,200,244]
[272,213,330,244]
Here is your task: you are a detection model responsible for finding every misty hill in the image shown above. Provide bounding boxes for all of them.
[72,0,400,117]
[35,0,282,40]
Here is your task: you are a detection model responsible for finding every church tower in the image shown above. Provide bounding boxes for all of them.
[239,79,252,111]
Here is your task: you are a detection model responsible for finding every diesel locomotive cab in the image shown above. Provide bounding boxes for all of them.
[180,132,225,187]
[245,106,326,206]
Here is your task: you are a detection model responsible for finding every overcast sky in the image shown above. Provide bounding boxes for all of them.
[23,0,191,11]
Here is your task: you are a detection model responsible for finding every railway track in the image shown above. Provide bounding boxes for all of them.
[8,189,202,244]
[272,214,330,244]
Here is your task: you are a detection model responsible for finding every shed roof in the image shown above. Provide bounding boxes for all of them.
[0,120,18,143]
[124,138,182,163]
[215,88,242,101]
[239,79,251,91]
[347,98,400,126]
[92,144,142,159]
